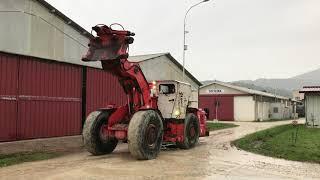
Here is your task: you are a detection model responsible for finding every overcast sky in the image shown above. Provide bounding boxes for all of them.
[46,0,320,82]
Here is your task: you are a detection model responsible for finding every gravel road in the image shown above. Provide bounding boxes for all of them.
[1,119,319,180]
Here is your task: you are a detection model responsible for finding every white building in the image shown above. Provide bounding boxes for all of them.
[199,81,296,121]
[292,90,304,101]
[0,0,100,68]
[300,86,320,128]
[129,53,202,89]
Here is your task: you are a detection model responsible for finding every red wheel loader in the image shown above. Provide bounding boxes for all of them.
[82,24,209,160]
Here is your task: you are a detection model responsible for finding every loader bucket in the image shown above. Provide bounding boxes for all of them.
[82,25,134,62]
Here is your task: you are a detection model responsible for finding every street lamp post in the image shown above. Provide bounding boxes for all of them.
[182,0,210,81]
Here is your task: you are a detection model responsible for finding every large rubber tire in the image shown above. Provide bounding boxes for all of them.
[82,111,118,155]
[128,110,163,160]
[177,113,200,149]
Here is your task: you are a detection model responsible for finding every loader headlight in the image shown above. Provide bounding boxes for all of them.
[150,81,157,97]
[174,110,181,116]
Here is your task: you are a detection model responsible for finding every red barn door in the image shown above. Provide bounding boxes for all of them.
[199,95,234,121]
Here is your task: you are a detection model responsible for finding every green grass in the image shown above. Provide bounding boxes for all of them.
[0,152,61,168]
[233,124,320,163]
[207,122,239,131]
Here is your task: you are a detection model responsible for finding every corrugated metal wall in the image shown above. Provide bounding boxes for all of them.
[18,57,82,139]
[86,68,126,116]
[0,53,18,141]
[199,95,234,121]
[306,95,320,127]
[0,52,83,141]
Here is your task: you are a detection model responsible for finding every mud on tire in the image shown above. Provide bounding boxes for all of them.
[177,113,200,149]
[128,110,163,160]
[82,111,118,155]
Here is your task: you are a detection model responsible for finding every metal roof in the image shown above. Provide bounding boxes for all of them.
[201,81,290,100]
[35,1,202,86]
[129,53,202,86]
[129,53,168,62]
[36,0,93,39]
[299,86,320,93]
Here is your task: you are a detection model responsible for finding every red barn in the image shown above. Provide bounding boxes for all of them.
[0,0,127,142]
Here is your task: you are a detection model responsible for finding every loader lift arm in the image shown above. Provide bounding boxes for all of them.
[82,24,157,124]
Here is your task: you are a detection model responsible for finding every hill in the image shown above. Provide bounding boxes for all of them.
[292,68,320,80]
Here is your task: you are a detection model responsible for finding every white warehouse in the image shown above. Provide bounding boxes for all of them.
[199,81,296,121]
[130,53,202,89]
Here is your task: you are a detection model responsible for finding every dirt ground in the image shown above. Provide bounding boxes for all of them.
[0,136,83,155]
[1,119,319,180]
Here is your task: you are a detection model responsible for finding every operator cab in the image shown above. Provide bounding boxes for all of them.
[159,84,176,94]
[154,80,198,119]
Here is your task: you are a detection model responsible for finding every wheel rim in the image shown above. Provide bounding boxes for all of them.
[145,124,157,149]
[189,125,196,138]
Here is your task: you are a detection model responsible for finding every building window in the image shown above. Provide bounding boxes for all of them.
[159,84,175,94]
[285,101,290,107]
[273,107,279,113]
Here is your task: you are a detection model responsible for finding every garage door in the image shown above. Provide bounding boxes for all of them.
[199,95,234,121]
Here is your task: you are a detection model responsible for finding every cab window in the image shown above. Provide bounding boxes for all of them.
[159,84,175,94]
